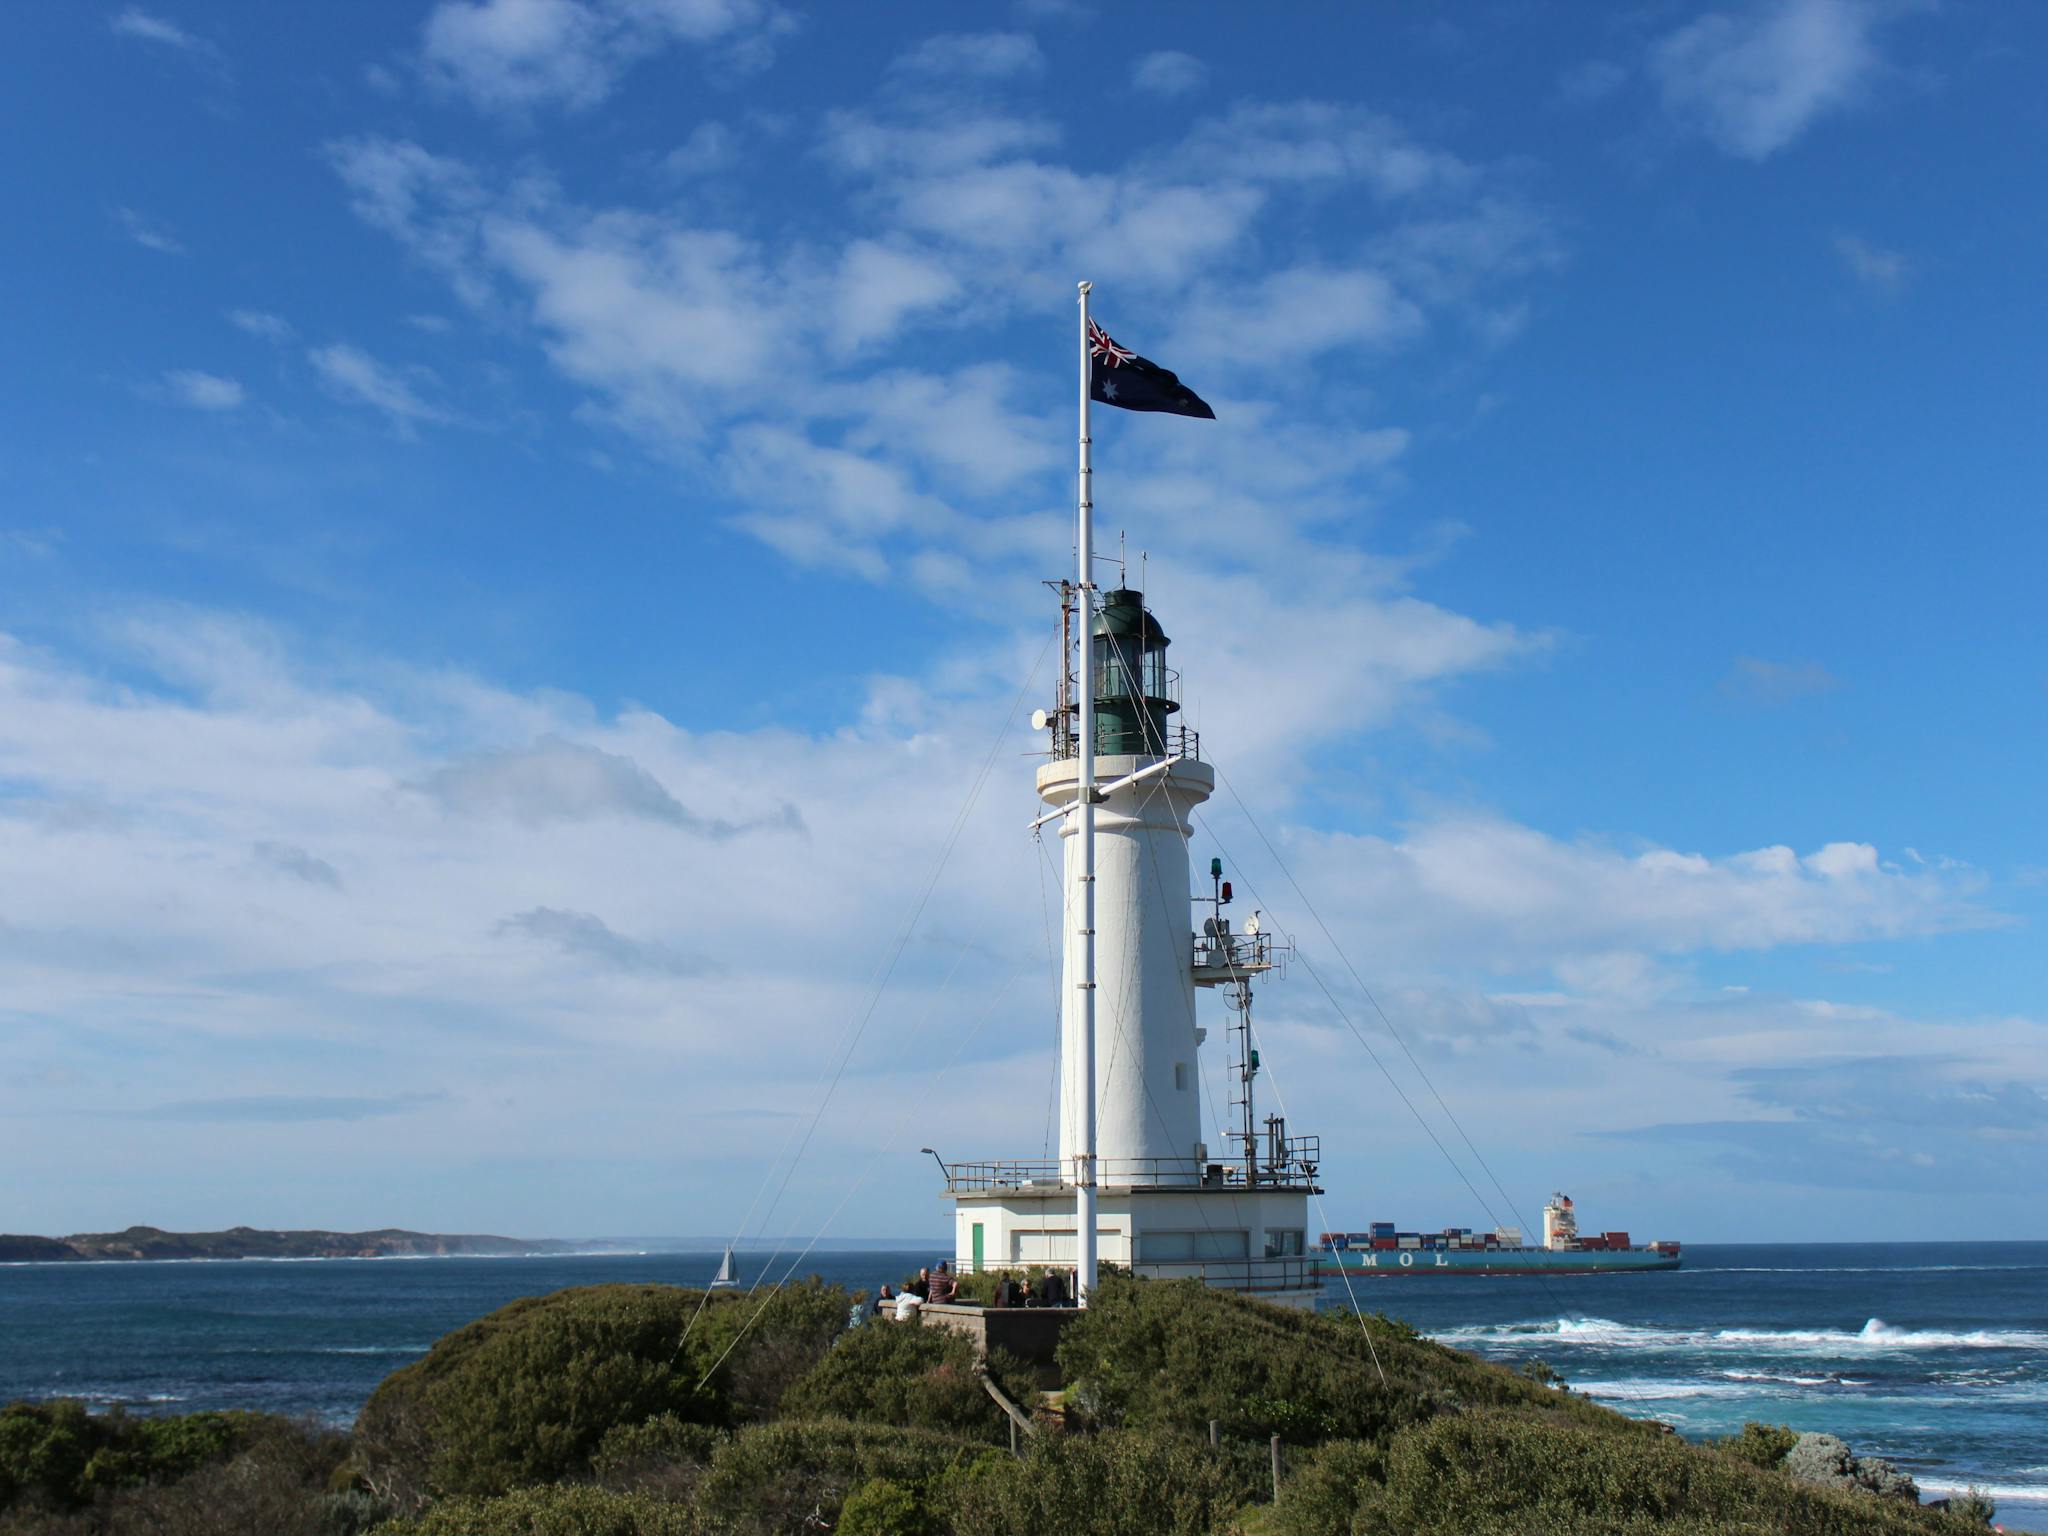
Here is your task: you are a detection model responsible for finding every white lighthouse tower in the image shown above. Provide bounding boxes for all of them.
[937,286,1321,1308]
[940,581,1323,1308]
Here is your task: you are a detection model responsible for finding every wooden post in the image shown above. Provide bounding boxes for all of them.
[1010,1419,1020,1458]
[1209,1419,1220,1450]
[1270,1434,1283,1499]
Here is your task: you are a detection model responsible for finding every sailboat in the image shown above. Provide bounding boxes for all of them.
[710,1246,738,1288]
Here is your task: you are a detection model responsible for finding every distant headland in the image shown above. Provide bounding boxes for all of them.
[0,1225,595,1263]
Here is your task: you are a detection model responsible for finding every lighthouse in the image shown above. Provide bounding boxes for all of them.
[939,579,1325,1309]
[1045,587,1207,1181]
[937,283,1322,1309]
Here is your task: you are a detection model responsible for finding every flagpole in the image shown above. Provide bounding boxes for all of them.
[1075,279,1098,1308]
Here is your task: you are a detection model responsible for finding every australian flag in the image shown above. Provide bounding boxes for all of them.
[1089,320,1215,419]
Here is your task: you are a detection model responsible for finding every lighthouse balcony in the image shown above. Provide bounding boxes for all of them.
[939,1150,1320,1196]
[1049,718,1202,763]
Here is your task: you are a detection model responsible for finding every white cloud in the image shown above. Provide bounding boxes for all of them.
[1131,50,1207,97]
[1281,817,1993,984]
[892,32,1043,80]
[1720,654,1840,705]
[252,840,342,889]
[664,121,736,177]
[1168,101,1473,199]
[307,343,449,433]
[0,611,2013,1237]
[110,7,224,69]
[419,0,787,112]
[111,8,203,50]
[422,0,611,109]
[413,735,796,836]
[0,613,1058,1231]
[1834,232,1910,295]
[1651,0,1898,160]
[324,97,1555,644]
[828,240,962,353]
[497,906,706,974]
[226,309,294,343]
[114,206,185,255]
[1170,266,1425,372]
[162,370,245,411]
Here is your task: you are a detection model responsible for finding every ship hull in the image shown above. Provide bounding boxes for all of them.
[1317,1246,1680,1277]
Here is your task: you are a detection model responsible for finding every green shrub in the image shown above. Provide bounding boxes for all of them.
[588,1415,722,1479]
[1373,1411,1963,1536]
[1721,1421,1801,1470]
[0,1405,365,1534]
[1270,1437,1388,1536]
[946,1268,1032,1306]
[0,1400,97,1508]
[1784,1432,1919,1502]
[356,1281,849,1500]
[369,1484,700,1535]
[1945,1487,1996,1526]
[693,1420,983,1535]
[1053,1275,1606,1447]
[938,1427,1266,1536]
[836,1476,930,1536]
[780,1321,1005,1441]
[0,1401,323,1511]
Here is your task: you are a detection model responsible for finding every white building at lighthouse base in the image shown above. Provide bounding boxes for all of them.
[946,1177,1319,1308]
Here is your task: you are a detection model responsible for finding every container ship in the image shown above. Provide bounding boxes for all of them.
[1316,1193,1681,1276]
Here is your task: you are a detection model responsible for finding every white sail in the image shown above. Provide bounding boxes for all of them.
[711,1246,737,1287]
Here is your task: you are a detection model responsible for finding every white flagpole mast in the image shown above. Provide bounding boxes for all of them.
[1074,280,1098,1307]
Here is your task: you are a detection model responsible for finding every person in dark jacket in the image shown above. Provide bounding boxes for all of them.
[1038,1267,1069,1308]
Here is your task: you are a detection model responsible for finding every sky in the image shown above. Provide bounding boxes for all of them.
[2,0,2044,1246]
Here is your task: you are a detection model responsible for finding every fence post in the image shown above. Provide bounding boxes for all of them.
[1010,1419,1020,1458]
[1270,1434,1283,1499]
[1209,1419,1220,1450]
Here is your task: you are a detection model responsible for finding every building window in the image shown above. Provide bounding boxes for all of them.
[1137,1229,1248,1263]
[1174,1061,1189,1091]
[1265,1229,1305,1258]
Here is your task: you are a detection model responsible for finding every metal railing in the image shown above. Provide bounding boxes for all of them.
[1129,1255,1321,1292]
[940,1155,1320,1194]
[1190,926,1283,978]
[1049,719,1201,764]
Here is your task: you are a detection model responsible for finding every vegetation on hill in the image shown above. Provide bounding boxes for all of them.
[0,1275,2000,1536]
[0,1400,370,1534]
[0,1227,582,1264]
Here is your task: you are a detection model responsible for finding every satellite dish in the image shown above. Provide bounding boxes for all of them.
[1030,708,1050,731]
[1245,912,1262,936]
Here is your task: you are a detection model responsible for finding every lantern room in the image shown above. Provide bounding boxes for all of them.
[1091,588,1180,757]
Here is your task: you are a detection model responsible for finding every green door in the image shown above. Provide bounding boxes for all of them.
[971,1222,985,1273]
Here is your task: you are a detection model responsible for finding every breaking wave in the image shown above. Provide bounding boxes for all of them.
[1432,1317,2048,1353]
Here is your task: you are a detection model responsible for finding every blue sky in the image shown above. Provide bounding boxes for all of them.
[2,0,2043,1244]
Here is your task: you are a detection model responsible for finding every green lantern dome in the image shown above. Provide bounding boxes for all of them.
[1091,588,1181,756]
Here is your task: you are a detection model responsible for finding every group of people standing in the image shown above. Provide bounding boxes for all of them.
[869,1262,1075,1321]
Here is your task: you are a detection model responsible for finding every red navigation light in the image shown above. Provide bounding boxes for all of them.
[1220,881,1232,903]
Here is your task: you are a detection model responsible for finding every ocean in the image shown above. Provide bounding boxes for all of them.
[3,1241,2042,1529]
